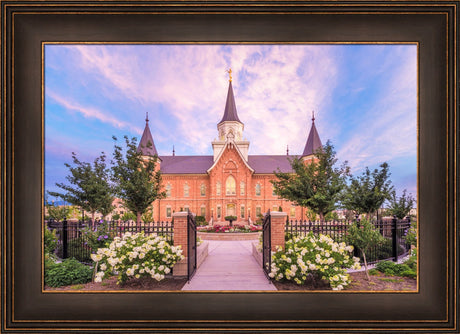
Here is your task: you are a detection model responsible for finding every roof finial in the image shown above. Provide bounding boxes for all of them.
[312,110,315,122]
[227,68,232,82]
[146,112,149,123]
[286,145,289,156]
[172,145,175,156]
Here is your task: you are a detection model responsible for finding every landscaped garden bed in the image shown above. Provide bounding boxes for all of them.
[197,224,261,233]
[197,224,262,240]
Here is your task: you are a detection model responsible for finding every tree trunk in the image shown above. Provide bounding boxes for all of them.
[362,249,371,281]
[136,211,142,228]
[91,212,95,225]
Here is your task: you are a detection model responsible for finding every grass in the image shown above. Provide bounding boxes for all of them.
[379,277,404,283]
[70,284,84,290]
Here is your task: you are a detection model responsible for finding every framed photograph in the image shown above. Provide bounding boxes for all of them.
[2,1,458,333]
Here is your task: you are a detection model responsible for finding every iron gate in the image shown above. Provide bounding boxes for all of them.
[187,211,197,281]
[262,210,271,278]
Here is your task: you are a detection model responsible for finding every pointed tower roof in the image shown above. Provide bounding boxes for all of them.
[302,112,322,157]
[218,74,242,125]
[137,113,159,157]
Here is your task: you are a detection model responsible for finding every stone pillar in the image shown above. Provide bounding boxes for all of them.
[172,211,188,276]
[270,211,287,251]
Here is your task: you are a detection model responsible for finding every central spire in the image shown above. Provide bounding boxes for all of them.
[218,75,242,125]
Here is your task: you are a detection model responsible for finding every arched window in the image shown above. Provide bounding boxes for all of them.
[184,183,189,197]
[255,183,261,196]
[200,184,206,196]
[226,175,236,195]
[216,182,221,196]
[166,184,172,197]
[240,181,245,195]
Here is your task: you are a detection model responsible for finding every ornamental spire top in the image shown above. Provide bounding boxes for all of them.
[227,68,232,82]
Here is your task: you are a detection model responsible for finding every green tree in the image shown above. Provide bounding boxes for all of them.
[346,218,385,280]
[45,201,70,221]
[111,136,166,226]
[271,141,349,221]
[387,189,414,219]
[48,152,114,222]
[141,206,154,223]
[341,163,394,218]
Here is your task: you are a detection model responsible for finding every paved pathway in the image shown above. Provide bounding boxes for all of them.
[182,240,277,291]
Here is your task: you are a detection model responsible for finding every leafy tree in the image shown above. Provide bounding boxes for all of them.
[111,136,166,226]
[45,199,71,221]
[346,218,385,280]
[48,152,114,222]
[121,211,137,221]
[271,141,349,221]
[341,163,394,218]
[387,189,415,219]
[141,206,154,223]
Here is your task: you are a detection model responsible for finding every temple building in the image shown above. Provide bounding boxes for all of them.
[135,74,322,224]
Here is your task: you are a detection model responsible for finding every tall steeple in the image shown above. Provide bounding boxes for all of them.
[302,111,322,157]
[218,79,242,125]
[212,69,250,161]
[137,112,159,157]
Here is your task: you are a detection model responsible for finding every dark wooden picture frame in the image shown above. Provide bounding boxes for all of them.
[2,1,458,333]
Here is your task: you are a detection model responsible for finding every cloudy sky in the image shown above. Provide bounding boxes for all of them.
[45,44,417,203]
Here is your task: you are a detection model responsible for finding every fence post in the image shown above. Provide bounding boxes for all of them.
[392,215,398,262]
[270,211,287,251]
[62,217,68,259]
[172,211,188,276]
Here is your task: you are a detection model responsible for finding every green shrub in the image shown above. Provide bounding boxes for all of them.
[404,226,417,247]
[80,221,115,254]
[44,228,58,255]
[112,213,120,221]
[45,258,93,287]
[269,233,361,290]
[375,259,417,279]
[368,268,379,276]
[195,215,207,226]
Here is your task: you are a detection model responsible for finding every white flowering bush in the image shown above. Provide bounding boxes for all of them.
[269,233,361,290]
[91,232,184,285]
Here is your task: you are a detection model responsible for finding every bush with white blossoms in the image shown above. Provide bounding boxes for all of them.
[91,232,184,285]
[269,233,361,291]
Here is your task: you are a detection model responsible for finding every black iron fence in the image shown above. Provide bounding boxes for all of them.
[285,217,412,264]
[46,218,174,263]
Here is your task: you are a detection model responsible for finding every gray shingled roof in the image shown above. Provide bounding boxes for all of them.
[159,155,294,174]
[302,120,322,156]
[218,81,242,124]
[137,120,158,157]
[159,156,213,174]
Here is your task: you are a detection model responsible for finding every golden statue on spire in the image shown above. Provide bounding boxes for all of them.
[227,68,232,82]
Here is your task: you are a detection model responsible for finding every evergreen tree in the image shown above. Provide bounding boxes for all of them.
[387,189,414,219]
[271,141,349,221]
[341,162,394,217]
[48,152,114,222]
[111,136,166,226]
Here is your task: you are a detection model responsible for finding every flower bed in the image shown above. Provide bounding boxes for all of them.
[197,224,261,233]
[269,232,361,290]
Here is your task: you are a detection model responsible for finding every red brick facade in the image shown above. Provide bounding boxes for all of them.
[151,145,304,223]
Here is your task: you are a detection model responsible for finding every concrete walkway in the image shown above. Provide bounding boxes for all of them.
[182,240,277,291]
